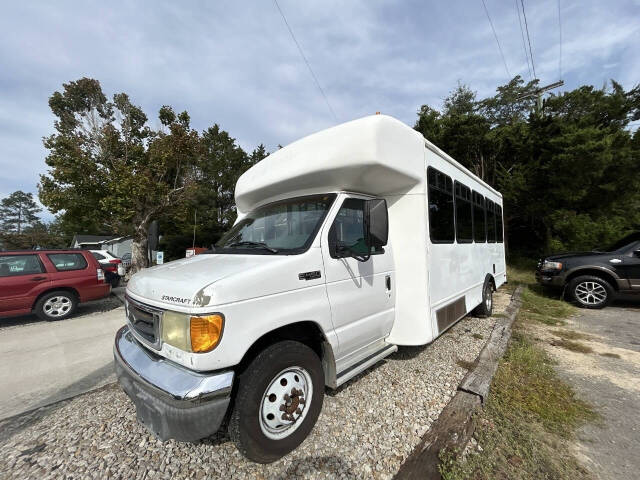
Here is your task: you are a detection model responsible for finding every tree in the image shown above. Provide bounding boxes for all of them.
[39,78,200,272]
[158,132,267,260]
[415,78,640,255]
[0,191,41,234]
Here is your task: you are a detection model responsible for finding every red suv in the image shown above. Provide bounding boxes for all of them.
[0,250,111,320]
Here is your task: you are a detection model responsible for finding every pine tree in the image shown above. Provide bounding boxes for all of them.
[0,190,41,234]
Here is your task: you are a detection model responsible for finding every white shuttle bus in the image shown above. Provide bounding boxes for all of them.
[114,115,506,462]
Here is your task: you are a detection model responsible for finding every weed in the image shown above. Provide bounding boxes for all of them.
[472,333,484,340]
[456,359,476,370]
[600,352,621,359]
[552,338,593,354]
[554,330,591,341]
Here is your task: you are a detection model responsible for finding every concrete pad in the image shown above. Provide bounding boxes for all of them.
[0,307,126,420]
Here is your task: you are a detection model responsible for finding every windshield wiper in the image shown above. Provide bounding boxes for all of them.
[226,241,279,253]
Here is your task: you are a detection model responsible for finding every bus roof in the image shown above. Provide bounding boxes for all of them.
[235,114,501,214]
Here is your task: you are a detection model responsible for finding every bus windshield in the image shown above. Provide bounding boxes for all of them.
[215,194,336,254]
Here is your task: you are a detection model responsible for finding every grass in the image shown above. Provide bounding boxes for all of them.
[440,264,596,480]
[553,329,591,341]
[600,352,621,359]
[551,338,594,354]
[472,333,484,340]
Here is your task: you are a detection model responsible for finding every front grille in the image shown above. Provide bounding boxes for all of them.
[126,297,162,349]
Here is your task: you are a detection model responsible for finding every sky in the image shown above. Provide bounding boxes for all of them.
[1,0,639,220]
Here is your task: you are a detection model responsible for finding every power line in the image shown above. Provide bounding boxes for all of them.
[558,0,562,80]
[481,0,511,81]
[520,0,537,79]
[273,0,338,123]
[515,0,533,81]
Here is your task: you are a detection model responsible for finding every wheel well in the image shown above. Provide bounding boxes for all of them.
[485,274,496,291]
[32,287,80,311]
[236,321,327,375]
[565,269,619,291]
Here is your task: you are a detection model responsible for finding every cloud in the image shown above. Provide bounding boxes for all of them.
[1,0,638,219]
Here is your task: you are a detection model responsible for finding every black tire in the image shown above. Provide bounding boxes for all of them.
[473,279,494,318]
[567,275,613,309]
[229,340,324,463]
[110,276,121,288]
[34,290,78,321]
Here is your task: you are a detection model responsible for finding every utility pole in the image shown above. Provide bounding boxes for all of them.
[518,80,564,113]
[192,209,197,249]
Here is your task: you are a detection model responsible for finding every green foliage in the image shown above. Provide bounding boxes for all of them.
[38,78,261,267]
[416,77,640,255]
[158,131,267,260]
[0,190,41,234]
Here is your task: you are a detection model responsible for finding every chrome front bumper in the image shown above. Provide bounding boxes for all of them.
[113,326,234,442]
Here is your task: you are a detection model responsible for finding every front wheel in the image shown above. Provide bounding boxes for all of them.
[229,340,324,463]
[568,275,613,309]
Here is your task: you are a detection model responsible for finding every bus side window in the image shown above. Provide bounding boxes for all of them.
[454,181,473,243]
[486,200,496,243]
[496,205,504,243]
[473,191,486,243]
[427,167,455,243]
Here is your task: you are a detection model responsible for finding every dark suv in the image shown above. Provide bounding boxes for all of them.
[536,233,640,309]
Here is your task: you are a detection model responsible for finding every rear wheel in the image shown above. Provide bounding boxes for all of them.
[229,340,324,463]
[568,275,613,309]
[473,279,494,318]
[34,290,77,321]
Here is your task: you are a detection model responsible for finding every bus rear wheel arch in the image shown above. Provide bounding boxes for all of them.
[473,276,495,318]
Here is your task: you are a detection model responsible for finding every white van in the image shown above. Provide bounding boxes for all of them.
[114,115,506,463]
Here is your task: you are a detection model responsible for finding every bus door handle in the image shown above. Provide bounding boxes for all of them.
[385,275,391,292]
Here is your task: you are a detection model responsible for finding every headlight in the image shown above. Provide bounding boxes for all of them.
[162,311,224,353]
[542,261,563,271]
[162,311,191,350]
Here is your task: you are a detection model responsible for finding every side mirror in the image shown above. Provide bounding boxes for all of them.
[367,198,389,248]
[634,249,640,258]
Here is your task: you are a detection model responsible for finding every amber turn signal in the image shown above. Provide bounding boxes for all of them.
[190,314,224,353]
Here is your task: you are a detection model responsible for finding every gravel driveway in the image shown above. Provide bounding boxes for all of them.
[0,290,510,479]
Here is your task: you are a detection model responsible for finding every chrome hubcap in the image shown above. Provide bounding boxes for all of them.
[259,367,312,440]
[575,281,607,305]
[43,296,72,317]
[485,287,492,310]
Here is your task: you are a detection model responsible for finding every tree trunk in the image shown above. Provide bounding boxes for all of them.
[131,228,149,274]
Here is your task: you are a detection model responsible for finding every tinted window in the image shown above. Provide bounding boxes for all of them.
[486,200,496,243]
[91,252,106,260]
[496,205,504,243]
[473,192,486,243]
[330,198,383,256]
[0,255,44,277]
[455,182,473,243]
[47,253,88,271]
[428,167,455,243]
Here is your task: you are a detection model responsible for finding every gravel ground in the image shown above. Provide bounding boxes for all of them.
[0,290,510,480]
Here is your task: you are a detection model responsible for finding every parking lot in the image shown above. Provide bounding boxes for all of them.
[0,290,124,419]
[0,290,510,479]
